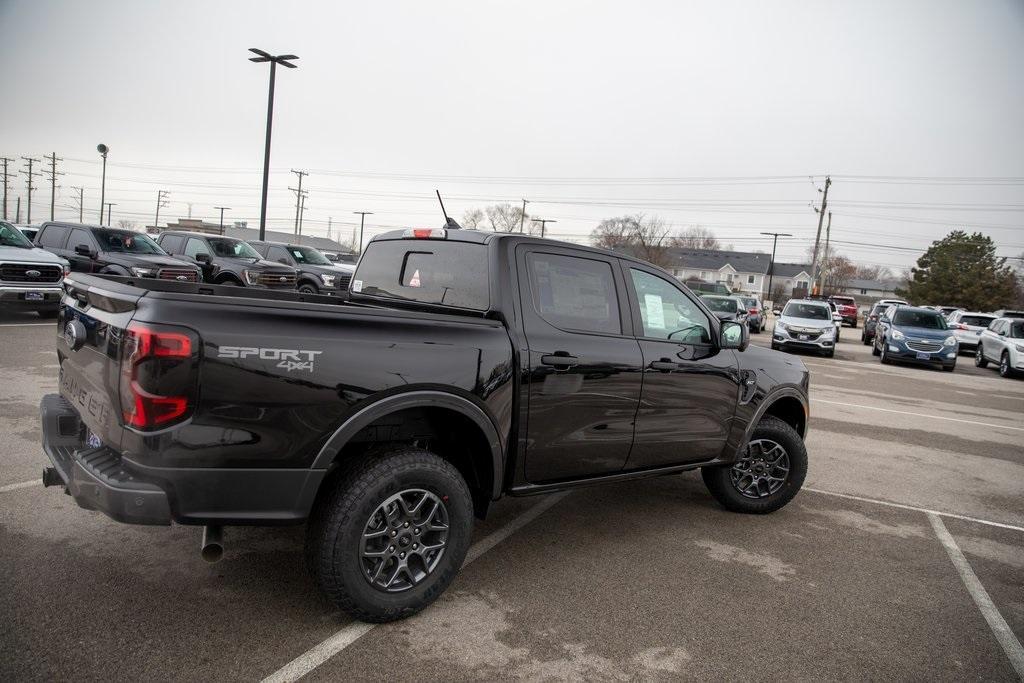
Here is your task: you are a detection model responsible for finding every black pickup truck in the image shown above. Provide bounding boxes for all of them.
[40,226,810,622]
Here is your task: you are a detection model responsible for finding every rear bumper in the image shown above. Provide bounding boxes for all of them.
[40,394,326,526]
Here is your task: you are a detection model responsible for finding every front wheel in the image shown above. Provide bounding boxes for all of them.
[298,283,319,295]
[702,416,807,514]
[306,447,473,623]
[1000,352,1014,378]
[975,345,988,368]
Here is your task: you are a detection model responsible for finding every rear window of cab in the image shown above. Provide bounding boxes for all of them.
[353,240,489,311]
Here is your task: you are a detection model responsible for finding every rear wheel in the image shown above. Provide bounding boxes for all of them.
[702,416,807,514]
[975,345,988,368]
[306,446,473,623]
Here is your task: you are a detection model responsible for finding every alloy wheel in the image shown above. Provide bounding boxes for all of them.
[1001,354,1010,377]
[730,439,790,499]
[360,489,449,593]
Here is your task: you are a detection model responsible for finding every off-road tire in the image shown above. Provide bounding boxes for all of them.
[306,446,473,623]
[701,416,807,514]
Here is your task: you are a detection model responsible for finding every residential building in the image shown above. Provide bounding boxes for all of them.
[839,278,900,299]
[665,248,812,301]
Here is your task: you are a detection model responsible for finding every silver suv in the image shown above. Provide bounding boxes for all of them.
[946,310,997,353]
[0,221,68,318]
[975,318,1024,378]
[771,299,837,357]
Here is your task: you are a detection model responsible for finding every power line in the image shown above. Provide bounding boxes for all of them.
[155,190,170,230]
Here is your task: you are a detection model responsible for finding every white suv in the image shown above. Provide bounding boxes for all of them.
[0,221,68,317]
[946,310,997,353]
[976,318,1024,378]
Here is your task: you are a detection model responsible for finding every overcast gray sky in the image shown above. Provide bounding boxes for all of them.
[2,0,1022,271]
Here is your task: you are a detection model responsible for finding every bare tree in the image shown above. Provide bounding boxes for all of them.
[591,213,673,268]
[671,225,720,250]
[485,203,530,233]
[116,219,138,231]
[853,264,892,281]
[461,208,484,229]
[821,254,857,293]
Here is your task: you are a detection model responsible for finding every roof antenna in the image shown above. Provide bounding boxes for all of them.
[435,189,461,230]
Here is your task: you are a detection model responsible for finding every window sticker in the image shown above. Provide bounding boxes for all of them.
[408,269,422,287]
[352,279,363,292]
[644,293,666,329]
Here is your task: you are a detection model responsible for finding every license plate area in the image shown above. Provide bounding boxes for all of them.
[916,352,930,360]
[798,334,809,340]
[25,292,44,301]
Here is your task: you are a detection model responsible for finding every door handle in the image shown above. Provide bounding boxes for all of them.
[541,352,579,369]
[648,358,677,372]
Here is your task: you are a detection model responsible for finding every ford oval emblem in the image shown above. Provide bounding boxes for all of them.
[176,275,188,281]
[26,269,42,278]
[279,276,287,282]
[64,320,87,351]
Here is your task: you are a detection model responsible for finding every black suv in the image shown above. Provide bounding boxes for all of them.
[34,222,201,282]
[156,231,297,289]
[248,240,355,295]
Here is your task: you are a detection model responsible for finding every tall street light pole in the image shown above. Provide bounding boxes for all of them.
[760,231,792,303]
[105,202,116,226]
[531,218,555,238]
[354,211,373,253]
[97,144,108,225]
[249,48,299,241]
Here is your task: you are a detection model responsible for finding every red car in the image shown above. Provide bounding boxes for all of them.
[829,295,859,328]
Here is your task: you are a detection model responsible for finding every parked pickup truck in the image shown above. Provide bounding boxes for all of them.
[40,226,810,622]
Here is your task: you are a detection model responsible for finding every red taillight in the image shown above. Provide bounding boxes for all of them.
[120,322,195,430]
[749,308,758,314]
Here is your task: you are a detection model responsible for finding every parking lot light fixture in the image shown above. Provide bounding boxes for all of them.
[97,144,109,225]
[354,211,373,253]
[249,48,299,241]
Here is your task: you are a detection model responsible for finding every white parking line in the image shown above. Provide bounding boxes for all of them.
[0,322,52,327]
[805,488,1024,532]
[929,514,1024,677]
[815,398,1024,432]
[261,491,571,683]
[0,480,38,493]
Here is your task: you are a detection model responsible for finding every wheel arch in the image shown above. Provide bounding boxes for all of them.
[748,389,808,441]
[214,272,243,285]
[297,276,320,290]
[311,391,505,514]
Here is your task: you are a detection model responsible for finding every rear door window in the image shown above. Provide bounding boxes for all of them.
[960,315,995,328]
[69,228,95,251]
[354,239,489,310]
[39,225,70,249]
[160,235,184,253]
[526,252,621,335]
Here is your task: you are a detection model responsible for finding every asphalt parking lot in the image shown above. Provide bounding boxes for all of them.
[2,311,1022,681]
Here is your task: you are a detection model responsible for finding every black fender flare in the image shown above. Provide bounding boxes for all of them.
[733,387,808,458]
[99,265,131,276]
[311,390,504,499]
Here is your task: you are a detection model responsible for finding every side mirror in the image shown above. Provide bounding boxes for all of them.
[720,320,749,351]
[195,253,211,264]
[74,244,93,257]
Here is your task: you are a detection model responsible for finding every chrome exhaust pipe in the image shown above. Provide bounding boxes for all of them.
[201,525,224,563]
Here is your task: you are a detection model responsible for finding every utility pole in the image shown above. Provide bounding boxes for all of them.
[21,157,41,224]
[155,190,170,231]
[45,152,63,221]
[297,192,307,240]
[353,211,373,253]
[760,231,792,302]
[531,218,555,238]
[249,49,299,241]
[327,216,332,240]
[821,211,832,292]
[290,169,308,232]
[519,199,528,232]
[214,206,230,232]
[16,196,21,222]
[1,157,14,220]
[105,202,116,225]
[70,186,84,222]
[809,175,831,295]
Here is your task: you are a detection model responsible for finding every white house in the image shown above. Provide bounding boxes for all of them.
[666,248,812,300]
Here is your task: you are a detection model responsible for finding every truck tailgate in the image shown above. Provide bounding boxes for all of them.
[57,275,143,451]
